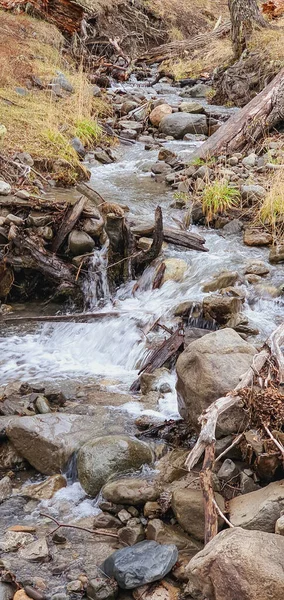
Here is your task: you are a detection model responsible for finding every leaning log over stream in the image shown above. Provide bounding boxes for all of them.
[131,221,208,252]
[191,67,284,160]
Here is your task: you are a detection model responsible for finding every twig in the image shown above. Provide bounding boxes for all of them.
[263,424,284,459]
[213,499,234,528]
[215,433,243,463]
[39,513,118,539]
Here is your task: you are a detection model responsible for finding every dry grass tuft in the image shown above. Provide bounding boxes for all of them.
[164,37,233,80]
[258,169,284,243]
[249,16,284,63]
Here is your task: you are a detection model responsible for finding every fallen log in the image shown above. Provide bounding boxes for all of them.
[51,196,86,253]
[134,206,164,274]
[1,311,120,324]
[130,326,184,392]
[185,321,284,543]
[131,221,208,252]
[191,67,284,159]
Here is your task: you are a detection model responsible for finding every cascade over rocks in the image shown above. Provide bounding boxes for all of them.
[176,329,257,431]
[186,528,284,600]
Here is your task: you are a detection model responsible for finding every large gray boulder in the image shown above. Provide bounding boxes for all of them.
[186,528,284,600]
[159,113,208,139]
[102,540,178,589]
[229,480,284,532]
[176,329,256,432]
[5,413,102,475]
[77,436,153,497]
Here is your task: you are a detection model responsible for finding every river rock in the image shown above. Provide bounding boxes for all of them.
[275,515,284,535]
[121,100,139,115]
[217,459,239,483]
[146,519,202,556]
[77,436,153,497]
[102,478,160,505]
[243,228,273,246]
[179,102,204,114]
[0,531,35,552]
[21,474,67,500]
[0,476,12,503]
[269,245,284,264]
[202,294,243,326]
[159,113,208,139]
[87,574,118,600]
[185,83,211,98]
[229,480,284,532]
[5,413,100,475]
[161,258,188,284]
[186,527,284,600]
[171,488,225,541]
[71,137,86,158]
[19,537,49,561]
[242,153,257,168]
[82,217,104,238]
[118,523,145,546]
[222,219,243,234]
[68,230,95,255]
[0,181,11,196]
[149,104,172,126]
[102,540,178,589]
[202,271,239,293]
[244,260,270,276]
[176,329,256,431]
[240,184,266,203]
[0,584,14,600]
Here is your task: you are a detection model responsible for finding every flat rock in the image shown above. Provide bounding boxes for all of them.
[229,480,284,532]
[179,102,204,114]
[171,488,225,541]
[243,228,273,247]
[19,537,49,561]
[102,540,178,589]
[102,478,160,505]
[146,519,202,557]
[21,474,67,500]
[186,528,284,600]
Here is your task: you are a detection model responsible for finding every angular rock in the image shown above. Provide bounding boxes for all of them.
[118,523,145,546]
[179,102,204,114]
[132,580,179,600]
[102,478,160,505]
[202,294,243,325]
[0,440,26,471]
[21,474,67,500]
[161,258,188,284]
[102,540,178,589]
[146,519,202,556]
[171,488,225,541]
[217,459,239,483]
[71,137,86,158]
[186,528,284,600]
[5,413,101,475]
[275,515,284,535]
[269,245,284,264]
[242,153,257,168]
[0,476,12,503]
[149,104,172,127]
[68,230,95,255]
[0,181,11,196]
[243,228,273,246]
[87,574,118,600]
[244,261,269,276]
[176,329,256,431]
[77,436,153,497]
[202,271,239,293]
[229,480,284,532]
[93,513,122,529]
[159,113,208,139]
[0,531,35,552]
[222,219,243,234]
[19,537,49,561]
[241,184,266,203]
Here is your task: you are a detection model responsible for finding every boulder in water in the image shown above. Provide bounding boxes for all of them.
[161,258,188,284]
[149,104,172,127]
[77,435,153,497]
[102,540,178,589]
[159,113,208,139]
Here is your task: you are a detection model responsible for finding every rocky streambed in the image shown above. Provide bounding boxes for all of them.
[0,70,284,600]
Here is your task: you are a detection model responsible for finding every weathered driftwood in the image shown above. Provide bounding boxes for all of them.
[1,311,120,324]
[51,196,86,253]
[192,68,284,159]
[185,321,284,543]
[76,183,106,207]
[130,327,184,392]
[131,221,207,252]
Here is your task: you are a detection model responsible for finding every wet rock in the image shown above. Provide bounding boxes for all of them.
[275,515,284,535]
[151,162,172,175]
[243,228,273,246]
[87,574,118,600]
[5,413,100,475]
[0,584,14,600]
[19,538,49,561]
[0,530,35,552]
[159,113,208,139]
[176,329,256,432]
[94,151,113,165]
[222,219,244,235]
[71,137,86,158]
[186,528,284,600]
[171,488,225,541]
[202,271,239,293]
[161,258,188,284]
[118,523,145,545]
[21,474,67,500]
[179,102,204,114]
[149,104,172,127]
[146,519,202,556]
[77,436,153,497]
[0,476,12,503]
[217,459,239,483]
[229,480,284,532]
[102,540,178,589]
[68,230,95,255]
[244,261,269,276]
[102,478,160,505]
[202,294,243,325]
[269,245,284,264]
[140,367,170,395]
[0,181,11,196]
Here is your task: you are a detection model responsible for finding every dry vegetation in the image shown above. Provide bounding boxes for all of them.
[0,10,112,184]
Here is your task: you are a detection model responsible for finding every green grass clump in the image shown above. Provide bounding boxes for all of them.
[201,180,240,222]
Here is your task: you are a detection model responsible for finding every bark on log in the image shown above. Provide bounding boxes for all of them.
[201,443,218,545]
[134,206,163,273]
[229,0,269,59]
[131,221,207,252]
[51,196,86,253]
[191,68,284,159]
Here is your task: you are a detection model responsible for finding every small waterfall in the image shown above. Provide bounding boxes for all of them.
[82,242,110,309]
[185,302,218,330]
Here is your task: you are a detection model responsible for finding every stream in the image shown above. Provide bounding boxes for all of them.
[0,76,284,524]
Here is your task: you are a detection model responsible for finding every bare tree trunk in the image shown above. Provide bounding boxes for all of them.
[229,0,269,58]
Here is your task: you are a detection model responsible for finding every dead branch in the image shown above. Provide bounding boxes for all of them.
[40,513,118,539]
[212,499,234,528]
[200,443,218,544]
[51,196,86,253]
[215,433,244,463]
[263,424,284,459]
